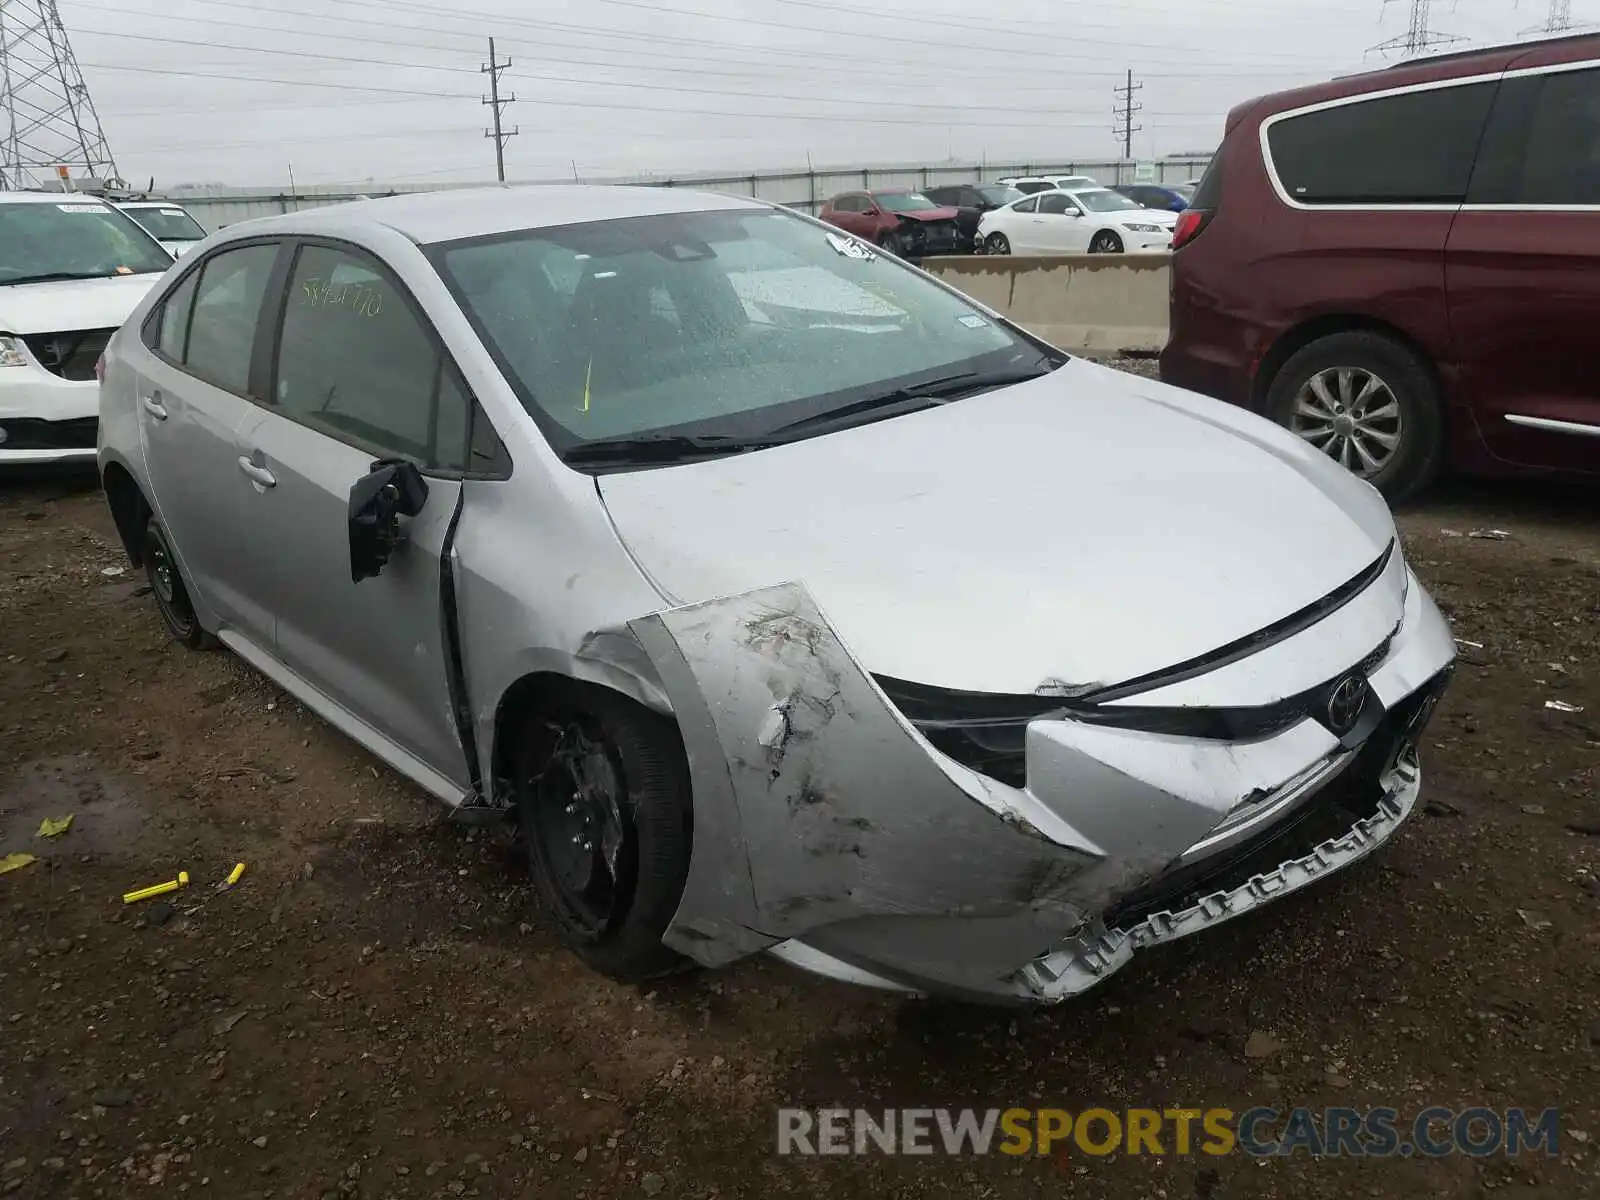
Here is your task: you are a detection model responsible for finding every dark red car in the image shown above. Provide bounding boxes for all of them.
[818,189,964,258]
[1161,33,1600,500]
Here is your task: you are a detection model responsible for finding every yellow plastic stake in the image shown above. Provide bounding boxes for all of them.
[225,863,246,887]
[123,871,189,904]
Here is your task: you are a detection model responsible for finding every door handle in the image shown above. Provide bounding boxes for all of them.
[141,395,167,421]
[237,456,276,488]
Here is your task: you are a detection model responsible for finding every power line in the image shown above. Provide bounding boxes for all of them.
[1113,68,1144,159]
[481,36,517,182]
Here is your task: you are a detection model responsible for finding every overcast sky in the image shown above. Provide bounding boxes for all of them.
[61,0,1573,188]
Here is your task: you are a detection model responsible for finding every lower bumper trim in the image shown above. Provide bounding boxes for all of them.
[1018,750,1420,1001]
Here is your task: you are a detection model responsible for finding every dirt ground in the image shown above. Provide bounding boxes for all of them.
[1,452,1597,1200]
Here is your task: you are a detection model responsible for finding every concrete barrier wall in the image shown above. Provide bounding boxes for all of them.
[920,254,1172,356]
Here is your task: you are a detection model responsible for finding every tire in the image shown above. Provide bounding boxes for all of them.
[1265,331,1444,503]
[141,516,214,650]
[515,687,693,984]
[1089,230,1124,254]
[985,232,1011,255]
[876,230,902,257]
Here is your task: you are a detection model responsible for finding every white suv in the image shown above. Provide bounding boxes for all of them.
[0,192,172,464]
[994,174,1100,195]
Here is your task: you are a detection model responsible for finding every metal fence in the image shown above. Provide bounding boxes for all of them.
[163,157,1213,232]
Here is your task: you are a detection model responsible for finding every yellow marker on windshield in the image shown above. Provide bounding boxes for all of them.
[583,356,593,413]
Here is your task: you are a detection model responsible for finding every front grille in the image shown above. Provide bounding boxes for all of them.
[21,329,114,382]
[1100,668,1452,932]
[0,416,99,451]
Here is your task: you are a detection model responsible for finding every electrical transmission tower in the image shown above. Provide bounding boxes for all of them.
[1370,0,1463,57]
[1113,69,1143,160]
[0,0,120,190]
[1546,0,1575,28]
[482,37,518,183]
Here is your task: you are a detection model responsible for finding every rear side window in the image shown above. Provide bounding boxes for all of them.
[1471,67,1600,205]
[151,269,199,360]
[1267,81,1497,205]
[184,243,279,395]
[1013,196,1040,213]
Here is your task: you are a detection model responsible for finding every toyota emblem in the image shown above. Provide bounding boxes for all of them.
[1325,674,1369,735]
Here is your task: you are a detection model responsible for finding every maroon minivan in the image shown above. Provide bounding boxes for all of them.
[1161,34,1600,500]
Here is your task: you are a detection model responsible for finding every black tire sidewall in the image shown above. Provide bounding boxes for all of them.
[1266,331,1443,503]
[515,689,692,984]
[142,517,209,649]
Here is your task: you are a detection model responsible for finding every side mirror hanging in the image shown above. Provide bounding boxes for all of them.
[348,459,429,582]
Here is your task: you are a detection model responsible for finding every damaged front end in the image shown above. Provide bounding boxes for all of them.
[626,552,1456,1004]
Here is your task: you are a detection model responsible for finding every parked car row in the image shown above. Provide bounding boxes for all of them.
[817,173,1198,257]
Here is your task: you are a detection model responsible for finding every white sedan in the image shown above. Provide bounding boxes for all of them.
[978,187,1176,256]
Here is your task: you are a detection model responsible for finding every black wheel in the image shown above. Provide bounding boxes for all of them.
[1089,230,1124,254]
[516,688,693,983]
[1265,331,1444,503]
[141,516,213,650]
[876,230,902,257]
[985,232,1011,255]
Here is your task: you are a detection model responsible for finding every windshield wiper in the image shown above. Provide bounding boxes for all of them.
[2,271,124,286]
[769,356,1064,439]
[563,432,776,467]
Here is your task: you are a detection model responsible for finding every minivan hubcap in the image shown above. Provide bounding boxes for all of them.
[1291,367,1403,478]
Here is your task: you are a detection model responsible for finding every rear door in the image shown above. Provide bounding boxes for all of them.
[1447,60,1600,472]
[234,239,501,790]
[134,240,286,646]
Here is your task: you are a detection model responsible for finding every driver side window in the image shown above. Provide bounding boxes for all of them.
[271,243,498,474]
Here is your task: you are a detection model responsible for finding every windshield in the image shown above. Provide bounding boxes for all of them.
[0,200,172,284]
[431,208,1047,463]
[977,185,1024,205]
[1074,189,1143,213]
[875,192,939,212]
[124,205,206,240]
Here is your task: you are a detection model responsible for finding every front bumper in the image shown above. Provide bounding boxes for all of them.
[1,372,99,465]
[625,558,1455,1004]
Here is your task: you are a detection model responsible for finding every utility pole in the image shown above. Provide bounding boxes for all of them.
[481,37,518,183]
[1544,0,1574,30]
[1113,69,1143,161]
[1370,0,1462,57]
[0,0,121,190]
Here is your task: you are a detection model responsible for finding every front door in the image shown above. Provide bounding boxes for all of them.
[235,240,483,790]
[1033,193,1092,253]
[1447,62,1600,474]
[135,241,284,646]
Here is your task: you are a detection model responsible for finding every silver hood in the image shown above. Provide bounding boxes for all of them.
[597,359,1397,696]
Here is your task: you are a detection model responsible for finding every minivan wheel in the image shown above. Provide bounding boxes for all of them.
[141,516,214,650]
[1089,230,1124,254]
[515,690,693,984]
[985,232,1011,255]
[1266,331,1444,503]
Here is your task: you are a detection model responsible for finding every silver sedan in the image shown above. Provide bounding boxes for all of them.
[96,185,1456,1004]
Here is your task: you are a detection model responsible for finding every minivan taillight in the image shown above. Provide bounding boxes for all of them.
[1171,208,1213,251]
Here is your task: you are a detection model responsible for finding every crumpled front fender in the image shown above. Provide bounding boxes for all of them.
[626,581,1101,974]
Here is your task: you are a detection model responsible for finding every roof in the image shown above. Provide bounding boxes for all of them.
[0,190,119,206]
[219,183,767,245]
